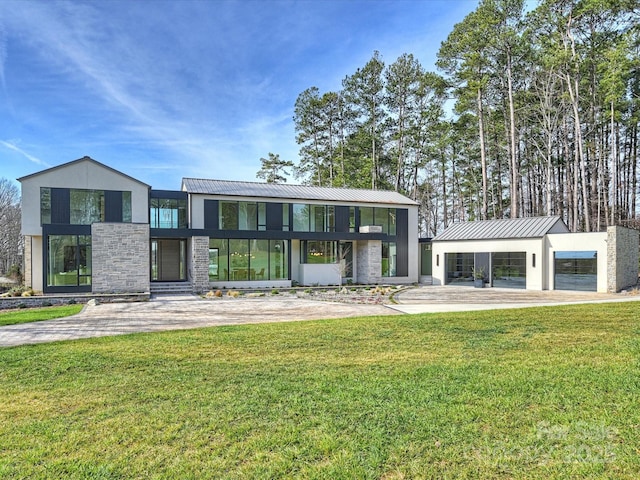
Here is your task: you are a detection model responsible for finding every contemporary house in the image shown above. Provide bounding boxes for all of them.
[431,216,639,293]
[19,157,420,294]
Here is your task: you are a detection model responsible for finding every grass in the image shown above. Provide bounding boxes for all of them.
[0,305,83,326]
[0,302,639,478]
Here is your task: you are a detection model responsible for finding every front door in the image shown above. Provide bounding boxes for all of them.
[151,239,186,281]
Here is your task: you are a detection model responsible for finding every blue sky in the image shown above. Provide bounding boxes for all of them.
[1,0,477,190]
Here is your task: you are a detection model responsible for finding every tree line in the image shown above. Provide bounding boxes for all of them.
[0,178,22,277]
[268,0,639,236]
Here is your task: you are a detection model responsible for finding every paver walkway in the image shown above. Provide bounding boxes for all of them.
[1,286,639,347]
[0,295,395,347]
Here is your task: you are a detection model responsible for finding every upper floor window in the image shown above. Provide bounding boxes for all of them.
[219,201,267,231]
[293,204,336,232]
[40,187,132,225]
[41,187,51,225]
[71,189,104,224]
[358,206,396,235]
[151,198,187,229]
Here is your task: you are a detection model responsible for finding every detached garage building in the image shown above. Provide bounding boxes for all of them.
[431,216,639,293]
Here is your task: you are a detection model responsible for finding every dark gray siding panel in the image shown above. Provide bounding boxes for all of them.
[396,208,409,277]
[105,190,123,222]
[266,202,282,231]
[51,188,70,224]
[204,200,218,230]
[335,206,349,233]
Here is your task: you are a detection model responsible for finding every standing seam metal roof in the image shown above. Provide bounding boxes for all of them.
[182,178,418,205]
[432,216,568,241]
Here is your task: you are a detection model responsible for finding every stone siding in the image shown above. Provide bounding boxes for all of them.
[190,236,210,293]
[92,223,150,293]
[23,235,32,288]
[607,226,640,292]
[356,240,382,284]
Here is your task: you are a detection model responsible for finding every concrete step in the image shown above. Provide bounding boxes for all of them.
[150,282,193,294]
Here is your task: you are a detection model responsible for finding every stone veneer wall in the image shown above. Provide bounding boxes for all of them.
[607,226,639,292]
[92,223,150,293]
[23,235,32,288]
[356,240,382,284]
[190,236,210,293]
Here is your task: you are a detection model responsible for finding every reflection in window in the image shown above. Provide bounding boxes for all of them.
[293,204,310,232]
[359,207,374,228]
[445,253,474,285]
[70,190,104,224]
[554,251,597,291]
[122,191,132,222]
[382,242,396,277]
[41,187,51,225]
[301,240,338,264]
[151,198,187,229]
[209,238,289,281]
[492,252,526,289]
[47,235,92,287]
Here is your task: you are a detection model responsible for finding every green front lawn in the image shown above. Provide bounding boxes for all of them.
[0,302,639,478]
[0,305,83,326]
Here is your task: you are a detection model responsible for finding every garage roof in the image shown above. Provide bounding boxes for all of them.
[433,216,569,241]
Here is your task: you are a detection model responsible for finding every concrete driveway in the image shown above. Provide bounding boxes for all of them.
[1,286,639,347]
[389,285,640,313]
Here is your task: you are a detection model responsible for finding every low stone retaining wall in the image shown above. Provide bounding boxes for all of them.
[0,292,150,310]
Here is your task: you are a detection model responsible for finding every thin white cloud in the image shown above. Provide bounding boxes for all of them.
[0,140,49,167]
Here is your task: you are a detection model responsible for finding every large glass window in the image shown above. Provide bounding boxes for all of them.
[360,207,374,228]
[229,239,250,280]
[382,242,397,277]
[387,209,397,236]
[239,202,257,230]
[270,240,288,280]
[301,240,338,264]
[311,205,325,232]
[492,252,526,289]
[293,204,310,232]
[47,235,91,287]
[219,201,266,231]
[70,189,104,224]
[219,201,239,230]
[554,251,597,291]
[209,238,289,281]
[445,253,474,285]
[151,198,187,229]
[209,239,229,281]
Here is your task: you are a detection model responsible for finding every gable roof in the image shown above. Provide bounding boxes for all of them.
[433,216,569,242]
[182,178,418,206]
[17,156,150,188]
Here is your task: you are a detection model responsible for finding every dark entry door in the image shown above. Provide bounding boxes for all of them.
[151,239,186,281]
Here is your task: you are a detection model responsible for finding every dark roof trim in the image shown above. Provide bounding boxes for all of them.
[17,156,150,188]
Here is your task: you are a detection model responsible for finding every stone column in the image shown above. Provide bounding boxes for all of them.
[190,236,210,293]
[356,240,382,284]
[607,226,640,292]
[23,235,32,288]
